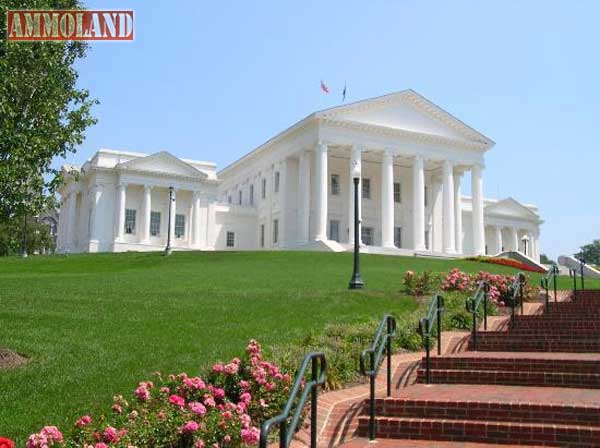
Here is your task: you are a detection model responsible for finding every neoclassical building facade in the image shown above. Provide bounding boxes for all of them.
[57,90,543,260]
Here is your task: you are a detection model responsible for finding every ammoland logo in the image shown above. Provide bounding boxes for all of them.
[7,10,134,41]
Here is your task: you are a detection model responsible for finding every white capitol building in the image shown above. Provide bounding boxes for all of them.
[56,90,543,260]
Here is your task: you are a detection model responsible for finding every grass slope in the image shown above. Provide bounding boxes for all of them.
[0,251,596,440]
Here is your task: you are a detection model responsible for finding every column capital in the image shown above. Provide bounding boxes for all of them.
[316,141,329,152]
[143,184,153,192]
[382,149,394,162]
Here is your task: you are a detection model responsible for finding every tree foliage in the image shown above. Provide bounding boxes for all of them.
[0,217,55,256]
[576,240,600,265]
[0,0,97,225]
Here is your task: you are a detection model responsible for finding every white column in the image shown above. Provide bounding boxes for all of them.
[533,231,540,261]
[412,156,426,251]
[511,227,519,252]
[168,189,177,245]
[140,185,152,243]
[115,183,126,242]
[381,150,395,248]
[471,164,485,255]
[89,185,102,242]
[454,170,463,253]
[494,226,503,254]
[67,192,77,249]
[298,151,311,244]
[314,142,328,241]
[442,160,456,254]
[348,145,362,244]
[192,192,201,247]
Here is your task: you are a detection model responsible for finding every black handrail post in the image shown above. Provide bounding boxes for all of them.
[483,283,489,331]
[279,423,287,448]
[368,350,376,440]
[310,357,318,448]
[580,259,585,292]
[436,295,442,356]
[544,278,549,313]
[553,266,557,302]
[571,269,577,300]
[471,298,478,351]
[520,276,524,316]
[424,318,431,384]
[386,316,392,397]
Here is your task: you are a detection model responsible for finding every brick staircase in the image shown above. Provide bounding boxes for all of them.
[347,289,600,447]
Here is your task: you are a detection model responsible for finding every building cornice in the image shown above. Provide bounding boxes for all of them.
[319,117,488,151]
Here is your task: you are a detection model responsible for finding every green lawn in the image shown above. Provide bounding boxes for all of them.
[0,251,597,441]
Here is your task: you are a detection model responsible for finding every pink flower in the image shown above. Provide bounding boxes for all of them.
[194,441,206,448]
[95,444,108,448]
[159,386,170,394]
[134,385,150,401]
[213,388,225,400]
[189,401,207,417]
[203,395,216,407]
[169,394,186,408]
[241,414,251,429]
[184,376,206,390]
[224,362,239,375]
[239,392,252,404]
[103,426,118,443]
[75,415,92,428]
[26,426,63,448]
[222,410,233,420]
[112,404,122,414]
[212,363,225,373]
[239,380,249,390]
[181,421,199,434]
[241,426,260,444]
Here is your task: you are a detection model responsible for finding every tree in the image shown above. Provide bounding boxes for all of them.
[539,254,555,265]
[0,217,55,256]
[576,240,600,265]
[0,0,97,239]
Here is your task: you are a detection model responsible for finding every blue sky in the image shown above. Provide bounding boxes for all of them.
[67,0,599,259]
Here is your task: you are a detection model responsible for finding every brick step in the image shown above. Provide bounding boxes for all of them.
[341,439,546,448]
[512,319,600,330]
[470,338,600,352]
[516,314,600,320]
[473,332,600,340]
[422,353,600,374]
[415,368,600,388]
[373,393,600,425]
[356,416,600,446]
[507,328,600,336]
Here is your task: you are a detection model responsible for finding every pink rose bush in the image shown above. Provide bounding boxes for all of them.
[27,340,293,447]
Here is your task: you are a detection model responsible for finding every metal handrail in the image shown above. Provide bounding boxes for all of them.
[509,272,525,326]
[418,294,444,384]
[259,352,327,448]
[570,268,579,300]
[466,281,489,350]
[540,265,558,312]
[359,314,397,441]
[578,258,586,292]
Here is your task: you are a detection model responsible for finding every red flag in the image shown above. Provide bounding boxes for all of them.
[320,80,329,94]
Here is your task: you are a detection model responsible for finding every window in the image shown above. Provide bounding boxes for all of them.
[331,174,340,195]
[260,224,265,248]
[273,219,279,244]
[125,209,136,234]
[361,226,374,246]
[274,171,280,193]
[238,190,243,205]
[261,178,266,199]
[228,195,232,204]
[329,220,340,242]
[362,178,371,199]
[424,186,428,207]
[394,182,401,203]
[394,227,402,248]
[226,231,235,248]
[150,211,161,236]
[425,230,430,250]
[250,184,254,206]
[175,214,185,238]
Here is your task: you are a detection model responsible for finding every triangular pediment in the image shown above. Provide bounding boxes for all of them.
[116,151,208,180]
[317,90,493,148]
[485,197,539,221]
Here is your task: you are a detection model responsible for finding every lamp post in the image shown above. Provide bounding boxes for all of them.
[164,186,174,256]
[348,173,364,289]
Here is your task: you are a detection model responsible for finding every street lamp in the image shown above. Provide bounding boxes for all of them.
[348,164,364,289]
[164,186,174,256]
